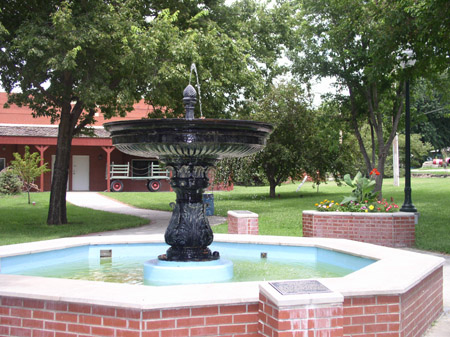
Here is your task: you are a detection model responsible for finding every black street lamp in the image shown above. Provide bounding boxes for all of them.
[400,49,417,213]
[400,79,417,212]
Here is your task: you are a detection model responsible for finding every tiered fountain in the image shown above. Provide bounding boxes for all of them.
[104,84,273,284]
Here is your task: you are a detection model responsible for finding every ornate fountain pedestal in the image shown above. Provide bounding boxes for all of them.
[161,159,218,261]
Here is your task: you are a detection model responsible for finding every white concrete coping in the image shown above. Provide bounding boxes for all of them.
[227,210,259,218]
[0,234,444,310]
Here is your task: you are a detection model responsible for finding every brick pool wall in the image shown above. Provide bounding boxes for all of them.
[400,267,443,337]
[342,268,443,337]
[0,266,442,337]
[302,211,416,247]
[0,298,259,337]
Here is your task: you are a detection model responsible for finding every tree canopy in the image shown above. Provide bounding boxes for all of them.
[139,0,291,119]
[411,75,450,152]
[0,0,284,224]
[287,0,449,198]
[223,82,354,198]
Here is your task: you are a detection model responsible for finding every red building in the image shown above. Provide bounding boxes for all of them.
[0,93,171,192]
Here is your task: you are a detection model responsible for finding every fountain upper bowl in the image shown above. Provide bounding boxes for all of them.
[103,119,273,160]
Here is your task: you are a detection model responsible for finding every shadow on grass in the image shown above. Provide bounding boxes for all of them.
[0,193,148,246]
[215,190,345,202]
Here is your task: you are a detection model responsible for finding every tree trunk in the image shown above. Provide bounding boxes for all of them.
[347,85,372,173]
[47,107,74,225]
[371,85,403,200]
[374,155,387,200]
[269,180,277,198]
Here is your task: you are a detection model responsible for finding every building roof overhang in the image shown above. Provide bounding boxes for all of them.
[0,124,112,146]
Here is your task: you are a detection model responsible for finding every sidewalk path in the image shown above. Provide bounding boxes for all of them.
[66,191,226,235]
[419,248,450,337]
[66,192,449,336]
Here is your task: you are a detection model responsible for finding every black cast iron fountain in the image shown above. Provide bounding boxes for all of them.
[104,84,272,266]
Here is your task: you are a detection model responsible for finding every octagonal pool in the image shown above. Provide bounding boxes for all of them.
[0,234,444,337]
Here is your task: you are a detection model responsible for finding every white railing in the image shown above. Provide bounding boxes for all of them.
[109,162,169,180]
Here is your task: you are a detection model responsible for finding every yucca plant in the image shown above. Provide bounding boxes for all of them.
[341,170,379,204]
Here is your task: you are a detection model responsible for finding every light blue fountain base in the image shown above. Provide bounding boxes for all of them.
[144,258,233,285]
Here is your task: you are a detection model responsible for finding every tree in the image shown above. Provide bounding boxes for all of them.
[140,0,291,119]
[288,0,447,198]
[10,146,50,204]
[251,82,352,197]
[0,0,175,224]
[0,0,276,224]
[411,75,450,152]
[214,155,266,187]
[404,0,450,74]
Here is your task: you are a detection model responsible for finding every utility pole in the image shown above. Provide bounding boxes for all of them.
[393,133,400,186]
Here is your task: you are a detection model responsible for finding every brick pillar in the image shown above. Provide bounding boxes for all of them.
[258,281,344,337]
[227,210,259,235]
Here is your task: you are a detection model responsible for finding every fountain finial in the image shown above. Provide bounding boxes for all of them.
[183,84,197,120]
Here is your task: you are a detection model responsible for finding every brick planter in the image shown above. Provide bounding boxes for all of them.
[302,211,416,247]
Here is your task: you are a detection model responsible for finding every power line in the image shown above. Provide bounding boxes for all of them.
[423,107,448,115]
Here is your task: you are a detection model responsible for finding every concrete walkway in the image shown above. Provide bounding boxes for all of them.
[66,192,449,336]
[66,191,227,235]
[420,249,450,337]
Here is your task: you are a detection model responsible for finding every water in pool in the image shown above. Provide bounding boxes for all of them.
[2,242,374,286]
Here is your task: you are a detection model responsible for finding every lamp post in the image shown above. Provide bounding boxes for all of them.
[400,49,417,213]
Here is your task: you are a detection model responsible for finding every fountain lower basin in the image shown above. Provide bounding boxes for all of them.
[0,240,374,286]
[144,259,234,285]
[0,235,444,337]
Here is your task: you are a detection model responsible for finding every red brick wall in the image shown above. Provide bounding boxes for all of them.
[302,212,415,247]
[343,295,402,336]
[400,267,443,337]
[343,268,443,337]
[0,298,259,337]
[259,293,343,337]
[0,269,442,337]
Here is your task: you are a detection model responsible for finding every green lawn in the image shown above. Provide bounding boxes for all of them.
[0,193,148,246]
[102,178,450,253]
[1,178,449,253]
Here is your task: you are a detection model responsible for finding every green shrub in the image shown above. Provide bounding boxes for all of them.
[0,168,23,195]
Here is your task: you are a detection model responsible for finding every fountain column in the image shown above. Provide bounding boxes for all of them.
[161,159,218,261]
